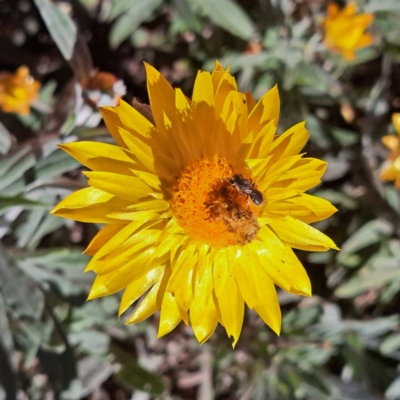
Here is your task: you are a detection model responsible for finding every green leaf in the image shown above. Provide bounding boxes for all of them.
[33,0,77,60]
[206,51,268,74]
[323,155,350,181]
[35,148,81,180]
[17,249,91,297]
[384,185,400,212]
[113,345,164,395]
[21,213,67,250]
[0,195,47,211]
[39,80,58,104]
[0,244,44,320]
[340,219,393,255]
[116,358,165,395]
[61,357,114,399]
[380,333,400,355]
[386,377,400,400]
[365,1,400,13]
[335,264,400,298]
[69,330,110,355]
[0,153,36,192]
[0,121,12,155]
[0,146,34,185]
[106,0,140,21]
[173,0,202,32]
[22,248,90,270]
[291,62,332,93]
[330,127,359,146]
[191,0,255,40]
[374,13,400,46]
[315,189,358,210]
[109,0,162,49]
[15,208,47,249]
[313,316,399,341]
[0,294,13,354]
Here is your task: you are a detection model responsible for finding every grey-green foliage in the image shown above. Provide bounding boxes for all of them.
[107,0,163,49]
[33,0,77,60]
[2,0,400,398]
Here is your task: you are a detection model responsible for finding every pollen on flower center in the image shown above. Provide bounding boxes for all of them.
[170,156,261,248]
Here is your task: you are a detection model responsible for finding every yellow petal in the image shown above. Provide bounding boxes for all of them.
[85,220,149,272]
[98,106,126,147]
[248,85,280,134]
[264,187,301,202]
[214,70,237,117]
[106,209,170,222]
[342,2,357,17]
[245,91,256,114]
[192,70,216,145]
[158,291,182,337]
[191,263,219,344]
[84,224,125,255]
[144,63,176,137]
[392,113,400,135]
[115,99,154,138]
[119,266,164,316]
[58,141,137,175]
[382,135,400,152]
[211,60,226,93]
[256,226,311,295]
[269,216,339,251]
[83,171,152,203]
[126,272,164,324]
[259,154,304,190]
[213,249,229,298]
[380,162,398,182]
[129,170,162,190]
[197,243,210,280]
[217,248,245,348]
[157,265,185,332]
[230,247,259,309]
[268,122,309,161]
[99,226,162,270]
[253,267,281,335]
[174,88,202,163]
[118,128,155,172]
[87,255,154,299]
[167,245,197,311]
[284,193,338,223]
[51,187,131,223]
[356,33,373,48]
[327,3,339,18]
[152,234,187,260]
[341,49,355,61]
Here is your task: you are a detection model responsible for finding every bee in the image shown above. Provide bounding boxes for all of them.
[221,206,260,244]
[205,176,261,245]
[227,174,264,206]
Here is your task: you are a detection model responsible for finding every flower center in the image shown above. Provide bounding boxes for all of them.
[170,156,261,248]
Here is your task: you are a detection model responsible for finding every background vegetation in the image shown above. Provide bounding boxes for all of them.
[1,0,400,399]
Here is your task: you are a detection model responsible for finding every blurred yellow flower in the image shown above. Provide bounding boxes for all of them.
[380,114,400,189]
[52,62,338,347]
[0,66,41,116]
[323,2,374,61]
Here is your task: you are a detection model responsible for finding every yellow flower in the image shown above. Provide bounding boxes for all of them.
[380,113,400,188]
[52,62,338,347]
[0,66,41,116]
[323,2,374,61]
